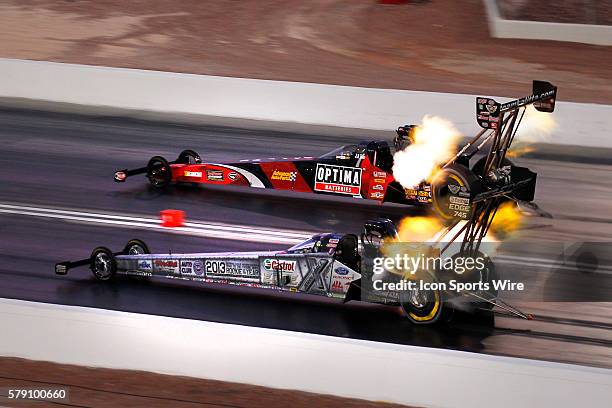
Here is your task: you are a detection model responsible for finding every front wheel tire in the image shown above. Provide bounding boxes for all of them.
[146,156,172,188]
[89,247,116,281]
[123,239,150,255]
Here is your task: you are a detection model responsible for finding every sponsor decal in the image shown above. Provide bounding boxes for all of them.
[374,178,386,184]
[373,171,387,178]
[184,171,202,178]
[405,188,418,196]
[180,259,204,276]
[449,202,470,212]
[154,259,179,274]
[370,192,384,199]
[263,258,297,272]
[205,260,259,279]
[228,172,239,181]
[204,260,226,275]
[331,280,348,292]
[447,183,469,196]
[450,196,470,205]
[486,104,498,113]
[372,184,384,191]
[335,267,349,275]
[314,164,362,195]
[326,238,339,249]
[449,195,471,212]
[138,260,152,271]
[206,170,224,181]
[271,170,297,182]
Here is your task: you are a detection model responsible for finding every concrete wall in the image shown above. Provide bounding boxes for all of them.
[2,298,611,408]
[1,58,610,148]
[484,0,612,46]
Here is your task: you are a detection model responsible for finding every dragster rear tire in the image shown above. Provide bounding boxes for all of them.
[123,239,150,255]
[399,274,443,324]
[177,149,201,165]
[146,156,172,188]
[431,164,481,222]
[89,247,117,281]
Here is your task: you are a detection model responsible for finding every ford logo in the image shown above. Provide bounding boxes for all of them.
[335,267,349,275]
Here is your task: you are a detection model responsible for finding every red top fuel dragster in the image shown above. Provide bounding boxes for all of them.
[113,81,555,216]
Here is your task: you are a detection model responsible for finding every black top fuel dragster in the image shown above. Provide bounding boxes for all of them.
[59,81,556,324]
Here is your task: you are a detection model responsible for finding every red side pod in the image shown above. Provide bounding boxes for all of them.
[359,155,387,202]
[367,169,389,202]
[259,161,312,193]
[172,164,250,186]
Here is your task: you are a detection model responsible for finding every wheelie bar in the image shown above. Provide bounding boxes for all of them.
[55,250,123,275]
[113,166,148,182]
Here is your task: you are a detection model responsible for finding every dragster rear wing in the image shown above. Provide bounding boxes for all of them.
[476,80,557,129]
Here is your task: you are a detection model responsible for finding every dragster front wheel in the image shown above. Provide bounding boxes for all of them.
[146,156,172,188]
[123,239,150,255]
[89,247,117,281]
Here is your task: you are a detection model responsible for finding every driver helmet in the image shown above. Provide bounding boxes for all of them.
[394,124,418,151]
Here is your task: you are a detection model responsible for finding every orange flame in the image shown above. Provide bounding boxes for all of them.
[392,116,461,188]
[508,105,558,157]
[507,145,535,158]
[396,216,443,242]
[489,201,522,239]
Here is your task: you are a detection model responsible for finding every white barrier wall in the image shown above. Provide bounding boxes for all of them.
[0,58,610,148]
[1,298,611,408]
[483,0,612,46]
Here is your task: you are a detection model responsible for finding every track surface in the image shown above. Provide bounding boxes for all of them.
[1,108,611,368]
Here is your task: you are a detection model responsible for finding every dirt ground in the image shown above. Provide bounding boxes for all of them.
[0,0,610,104]
[0,357,411,408]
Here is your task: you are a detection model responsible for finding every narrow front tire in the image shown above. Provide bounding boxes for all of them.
[89,247,117,281]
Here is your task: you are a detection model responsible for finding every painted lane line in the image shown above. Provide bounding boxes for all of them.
[0,206,312,245]
[0,208,306,245]
[0,203,315,239]
[0,203,314,238]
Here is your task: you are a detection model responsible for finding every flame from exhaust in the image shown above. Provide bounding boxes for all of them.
[381,111,530,277]
[386,202,521,262]
[507,145,535,158]
[489,201,522,239]
[508,105,557,157]
[392,116,461,188]
[381,215,443,279]
[396,216,442,242]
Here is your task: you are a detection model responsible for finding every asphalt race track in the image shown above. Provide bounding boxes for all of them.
[1,108,611,368]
